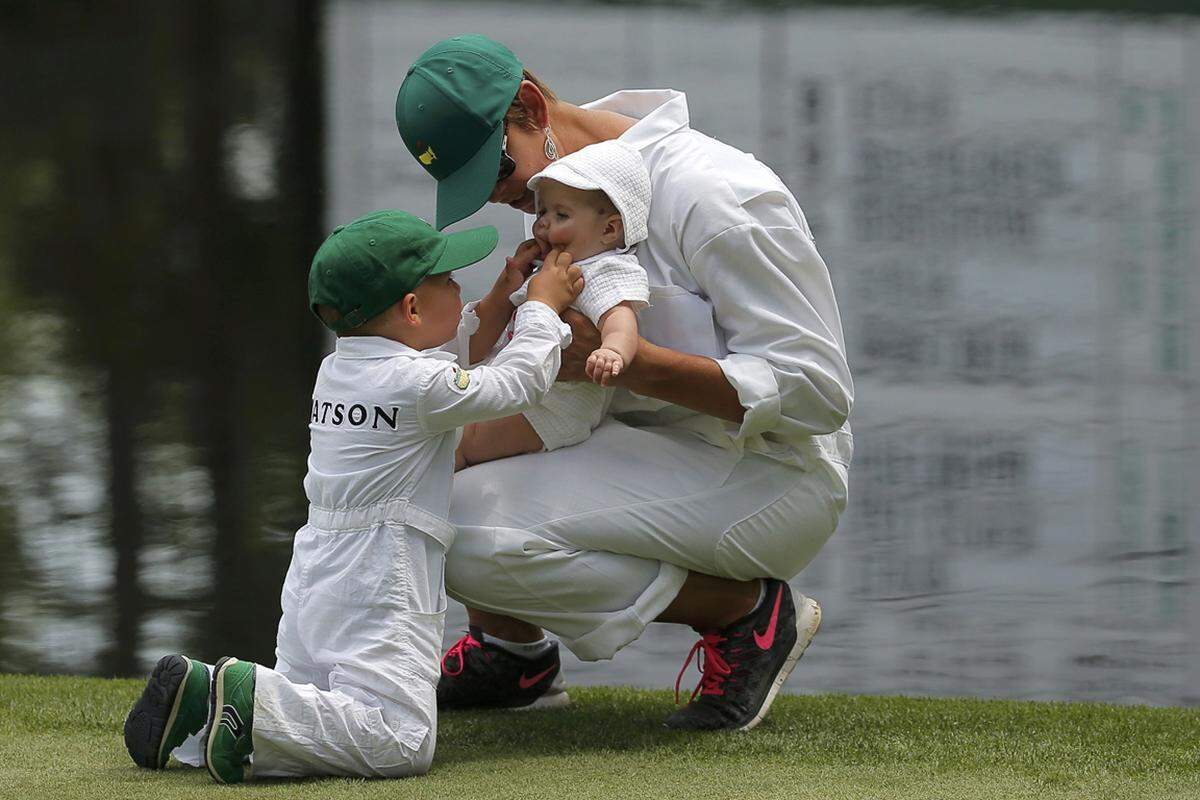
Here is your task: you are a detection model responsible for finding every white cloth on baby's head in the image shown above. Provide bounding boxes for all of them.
[527,140,651,246]
[510,250,650,327]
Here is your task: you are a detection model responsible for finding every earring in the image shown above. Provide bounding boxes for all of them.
[543,127,558,160]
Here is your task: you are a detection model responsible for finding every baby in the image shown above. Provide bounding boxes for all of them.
[457,140,651,466]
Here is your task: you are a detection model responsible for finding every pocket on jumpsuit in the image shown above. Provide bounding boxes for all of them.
[296,527,404,689]
[714,473,842,582]
[640,285,727,358]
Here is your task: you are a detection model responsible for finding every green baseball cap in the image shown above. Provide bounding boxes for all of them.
[308,209,498,332]
[395,35,523,230]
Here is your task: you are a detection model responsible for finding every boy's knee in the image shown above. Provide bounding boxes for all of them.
[373,728,435,778]
[407,730,436,776]
[410,748,434,777]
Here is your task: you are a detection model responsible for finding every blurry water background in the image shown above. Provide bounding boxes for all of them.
[1,1,1198,706]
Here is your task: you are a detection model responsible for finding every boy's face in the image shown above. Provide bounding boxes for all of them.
[531,181,613,260]
[411,272,464,348]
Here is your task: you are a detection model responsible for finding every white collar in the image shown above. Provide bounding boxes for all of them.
[335,335,456,362]
[576,247,634,264]
[580,89,691,152]
[534,247,635,271]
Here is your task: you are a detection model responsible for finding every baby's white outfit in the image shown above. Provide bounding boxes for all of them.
[496,138,653,450]
[506,249,649,450]
[171,302,570,779]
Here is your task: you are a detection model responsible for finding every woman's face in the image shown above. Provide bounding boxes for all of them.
[488,122,553,215]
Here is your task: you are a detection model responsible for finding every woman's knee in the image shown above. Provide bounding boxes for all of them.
[714,480,842,581]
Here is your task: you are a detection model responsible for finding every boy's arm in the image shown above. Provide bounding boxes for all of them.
[418,302,570,434]
[417,251,583,434]
[468,239,542,364]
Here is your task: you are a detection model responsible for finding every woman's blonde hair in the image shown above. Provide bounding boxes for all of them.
[504,69,558,131]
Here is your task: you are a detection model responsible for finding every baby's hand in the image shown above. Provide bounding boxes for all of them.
[585,347,624,387]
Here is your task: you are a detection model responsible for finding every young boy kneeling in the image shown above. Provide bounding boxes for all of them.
[122,210,581,782]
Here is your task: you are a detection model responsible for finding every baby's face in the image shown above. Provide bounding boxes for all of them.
[531,181,614,261]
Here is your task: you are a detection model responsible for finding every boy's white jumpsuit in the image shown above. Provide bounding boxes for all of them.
[176,301,570,778]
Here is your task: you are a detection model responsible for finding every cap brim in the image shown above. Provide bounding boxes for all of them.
[435,123,505,231]
[428,224,500,275]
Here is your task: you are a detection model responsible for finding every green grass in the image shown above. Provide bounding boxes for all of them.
[2,674,1198,799]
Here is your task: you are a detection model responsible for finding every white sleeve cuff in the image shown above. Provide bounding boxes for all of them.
[459,300,482,333]
[452,300,483,367]
[515,301,573,347]
[717,352,782,442]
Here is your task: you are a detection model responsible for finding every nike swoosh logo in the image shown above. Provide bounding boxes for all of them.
[518,666,555,690]
[753,585,786,650]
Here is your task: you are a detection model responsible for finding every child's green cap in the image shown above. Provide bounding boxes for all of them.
[308,210,498,332]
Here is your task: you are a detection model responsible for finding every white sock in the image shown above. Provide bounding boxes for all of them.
[489,635,553,658]
[171,660,214,768]
[750,580,767,613]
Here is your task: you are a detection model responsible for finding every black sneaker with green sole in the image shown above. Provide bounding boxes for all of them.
[205,656,257,784]
[123,654,210,769]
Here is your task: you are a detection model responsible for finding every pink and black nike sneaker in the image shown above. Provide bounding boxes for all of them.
[437,626,570,711]
[667,579,821,731]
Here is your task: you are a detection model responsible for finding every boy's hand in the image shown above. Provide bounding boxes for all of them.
[585,347,624,386]
[490,238,542,300]
[526,250,583,315]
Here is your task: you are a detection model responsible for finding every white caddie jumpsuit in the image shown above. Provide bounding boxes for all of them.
[180,301,571,779]
[445,90,854,662]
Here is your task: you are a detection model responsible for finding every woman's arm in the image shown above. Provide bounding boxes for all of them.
[560,217,853,437]
[560,310,745,423]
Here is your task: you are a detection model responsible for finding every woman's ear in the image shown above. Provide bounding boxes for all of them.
[516,80,551,128]
[600,214,626,249]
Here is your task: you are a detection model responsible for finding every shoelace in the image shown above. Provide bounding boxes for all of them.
[674,632,732,704]
[441,631,482,677]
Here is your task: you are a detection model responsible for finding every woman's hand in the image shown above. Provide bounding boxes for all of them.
[557,310,603,382]
[558,312,747,424]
